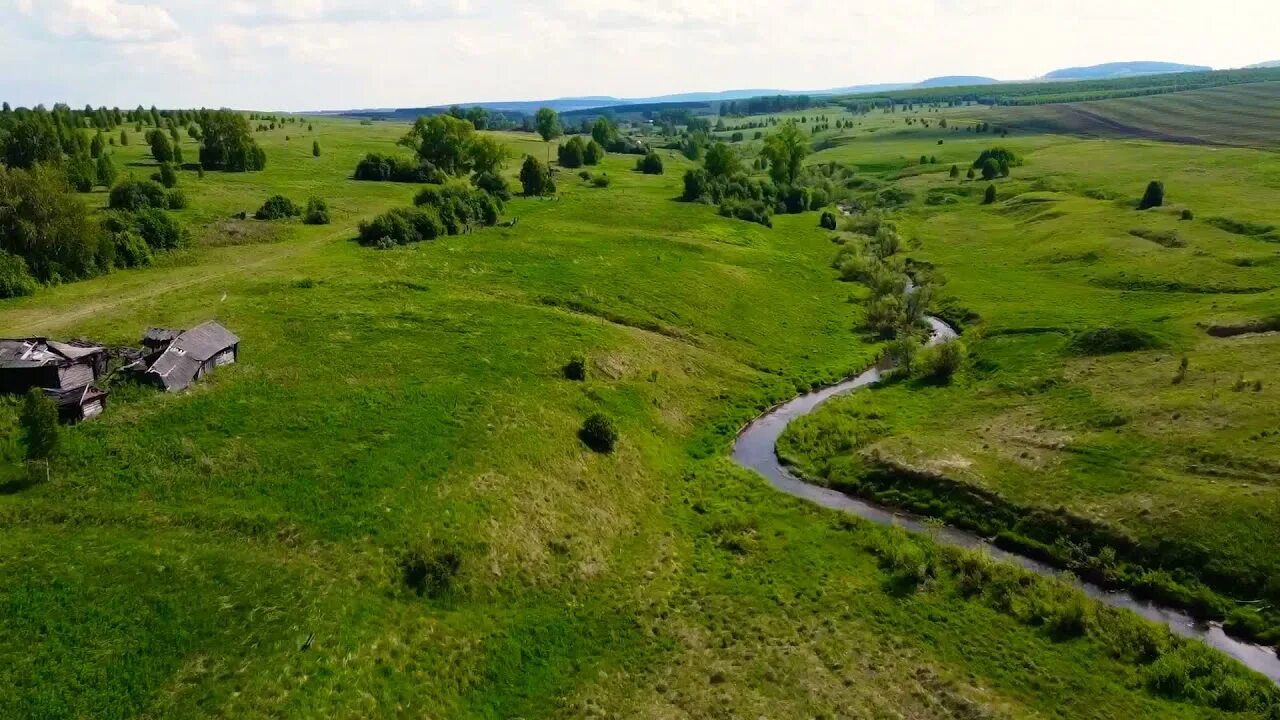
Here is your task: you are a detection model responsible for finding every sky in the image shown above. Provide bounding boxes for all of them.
[1,0,1277,111]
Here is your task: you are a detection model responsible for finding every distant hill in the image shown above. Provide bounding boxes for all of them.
[917,76,998,88]
[1044,61,1211,81]
[1247,61,1280,69]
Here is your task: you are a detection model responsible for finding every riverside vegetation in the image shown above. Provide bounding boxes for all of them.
[1,78,1280,718]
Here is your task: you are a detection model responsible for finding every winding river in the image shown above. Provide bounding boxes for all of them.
[731,314,1280,683]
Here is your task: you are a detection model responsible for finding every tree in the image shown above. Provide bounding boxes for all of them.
[1139,181,1165,210]
[584,139,605,166]
[2,120,62,169]
[0,165,100,282]
[557,136,586,168]
[579,413,618,453]
[980,158,1000,181]
[401,114,476,175]
[519,155,555,196]
[591,117,617,147]
[149,131,173,164]
[983,184,997,205]
[90,132,105,159]
[95,152,117,187]
[20,387,60,463]
[197,110,266,172]
[636,151,664,175]
[966,167,976,180]
[949,164,959,178]
[154,162,178,189]
[303,197,330,225]
[761,122,809,186]
[469,135,509,176]
[312,140,321,157]
[119,129,129,146]
[703,142,739,178]
[535,108,563,143]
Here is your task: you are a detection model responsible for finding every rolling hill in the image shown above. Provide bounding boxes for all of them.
[968,80,1280,147]
[1044,61,1212,80]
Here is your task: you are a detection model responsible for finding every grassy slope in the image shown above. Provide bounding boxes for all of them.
[0,116,1272,718]
[784,112,1280,625]
[950,81,1280,148]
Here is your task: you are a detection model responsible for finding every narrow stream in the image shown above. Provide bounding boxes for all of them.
[731,315,1280,683]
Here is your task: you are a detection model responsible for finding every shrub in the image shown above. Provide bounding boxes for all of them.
[636,151,664,175]
[562,356,587,381]
[414,182,501,231]
[1068,327,1161,355]
[918,339,967,383]
[519,156,555,196]
[133,209,187,250]
[584,139,605,165]
[357,207,444,248]
[303,197,330,225]
[819,211,838,230]
[1138,181,1165,210]
[972,147,1017,172]
[255,195,301,220]
[557,136,586,168]
[1180,208,1194,221]
[111,230,152,268]
[165,189,189,210]
[152,162,178,188]
[20,388,60,461]
[108,179,169,211]
[471,171,512,201]
[983,184,997,205]
[579,413,618,453]
[353,153,444,183]
[591,175,611,188]
[0,251,38,298]
[719,199,772,227]
[682,168,710,202]
[398,544,462,598]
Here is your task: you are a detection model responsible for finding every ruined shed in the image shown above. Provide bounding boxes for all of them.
[142,321,240,392]
[0,339,108,394]
[45,384,110,423]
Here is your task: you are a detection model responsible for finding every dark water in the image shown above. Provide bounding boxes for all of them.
[731,316,1280,683]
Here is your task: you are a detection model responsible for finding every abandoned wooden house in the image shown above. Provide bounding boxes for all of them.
[141,321,240,392]
[45,384,110,423]
[0,338,108,395]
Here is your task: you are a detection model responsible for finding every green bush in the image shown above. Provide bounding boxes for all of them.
[108,179,169,211]
[133,209,187,250]
[414,182,501,231]
[1138,181,1165,210]
[636,151,664,175]
[519,156,555,196]
[579,413,618,453]
[303,197,330,225]
[1068,327,1160,355]
[819,211,838,230]
[917,339,967,383]
[471,171,512,201]
[357,207,444,248]
[719,199,772,227]
[255,195,301,220]
[165,189,188,210]
[152,162,178,189]
[111,230,153,268]
[562,356,587,381]
[0,251,38,298]
[591,175,610,188]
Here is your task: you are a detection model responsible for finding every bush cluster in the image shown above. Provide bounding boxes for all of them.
[579,413,619,453]
[353,153,445,183]
[358,183,502,248]
[303,197,330,225]
[255,195,301,220]
[635,151,664,175]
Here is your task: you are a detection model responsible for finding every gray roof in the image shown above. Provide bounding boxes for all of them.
[0,338,104,369]
[144,322,238,391]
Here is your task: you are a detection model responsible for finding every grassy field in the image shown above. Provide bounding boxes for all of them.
[942,81,1280,148]
[2,107,1279,718]
[782,106,1280,642]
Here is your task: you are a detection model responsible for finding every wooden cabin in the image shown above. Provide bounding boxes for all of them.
[45,385,109,423]
[0,339,108,395]
[142,322,240,392]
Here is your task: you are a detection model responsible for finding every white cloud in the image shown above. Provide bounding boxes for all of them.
[1,0,1278,110]
[16,0,180,42]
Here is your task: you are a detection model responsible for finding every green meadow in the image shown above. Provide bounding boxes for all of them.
[2,94,1279,719]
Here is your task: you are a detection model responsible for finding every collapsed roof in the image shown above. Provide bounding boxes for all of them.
[144,322,240,392]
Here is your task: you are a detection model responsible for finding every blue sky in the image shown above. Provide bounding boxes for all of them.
[2,0,1276,111]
